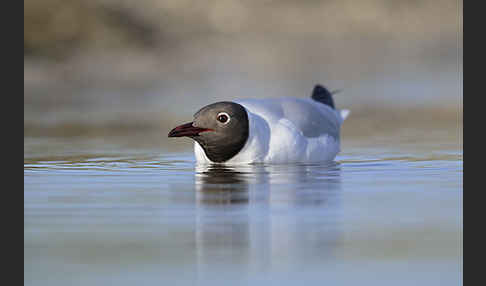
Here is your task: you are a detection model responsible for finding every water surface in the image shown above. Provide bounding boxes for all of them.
[24,137,462,286]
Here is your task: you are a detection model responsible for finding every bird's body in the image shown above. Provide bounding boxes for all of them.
[169,85,349,165]
[195,97,348,164]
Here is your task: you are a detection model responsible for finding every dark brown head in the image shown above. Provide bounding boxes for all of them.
[168,101,249,163]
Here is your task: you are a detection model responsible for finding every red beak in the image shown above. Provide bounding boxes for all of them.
[168,122,213,137]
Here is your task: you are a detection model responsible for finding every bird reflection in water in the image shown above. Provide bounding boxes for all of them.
[194,164,252,205]
[193,163,343,282]
[194,162,341,206]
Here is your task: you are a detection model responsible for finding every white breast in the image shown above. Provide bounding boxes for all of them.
[195,97,349,164]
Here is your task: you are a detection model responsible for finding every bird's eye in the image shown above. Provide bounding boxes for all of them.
[217,112,230,124]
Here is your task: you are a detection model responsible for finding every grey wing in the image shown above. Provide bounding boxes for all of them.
[279,98,341,139]
[236,97,343,140]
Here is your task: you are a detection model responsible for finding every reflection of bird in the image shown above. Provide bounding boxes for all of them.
[193,163,343,274]
[195,165,249,205]
[194,162,342,207]
[169,84,349,164]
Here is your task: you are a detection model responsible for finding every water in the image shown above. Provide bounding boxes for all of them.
[24,136,462,286]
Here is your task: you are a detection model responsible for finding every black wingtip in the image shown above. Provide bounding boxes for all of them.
[311,84,335,109]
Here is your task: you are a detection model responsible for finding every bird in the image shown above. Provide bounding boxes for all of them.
[168,84,350,164]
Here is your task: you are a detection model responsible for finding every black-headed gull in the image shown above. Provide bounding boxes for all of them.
[168,84,350,164]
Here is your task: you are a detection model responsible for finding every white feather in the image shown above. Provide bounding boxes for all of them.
[340,109,350,120]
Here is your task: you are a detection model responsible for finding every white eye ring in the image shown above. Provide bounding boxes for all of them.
[217,112,231,124]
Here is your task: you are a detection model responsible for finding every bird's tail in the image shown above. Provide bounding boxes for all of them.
[340,109,350,120]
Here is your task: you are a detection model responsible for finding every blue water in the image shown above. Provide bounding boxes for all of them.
[24,143,462,286]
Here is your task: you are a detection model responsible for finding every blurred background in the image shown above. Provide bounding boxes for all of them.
[24,0,462,153]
